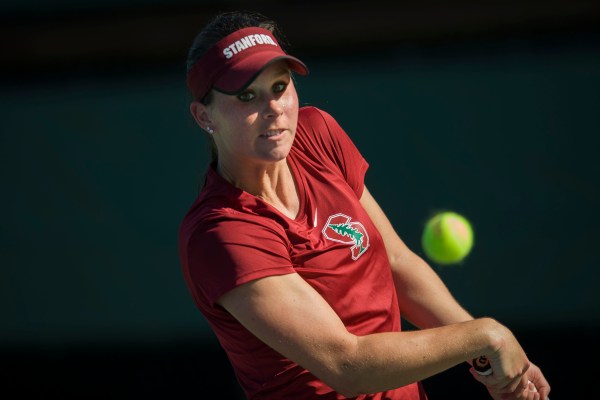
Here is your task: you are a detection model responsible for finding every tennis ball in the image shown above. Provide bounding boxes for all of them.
[422,211,473,265]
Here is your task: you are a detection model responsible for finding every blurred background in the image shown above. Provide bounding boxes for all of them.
[2,0,599,398]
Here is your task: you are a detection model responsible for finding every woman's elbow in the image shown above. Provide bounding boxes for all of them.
[305,334,372,396]
[320,354,370,397]
[324,368,363,398]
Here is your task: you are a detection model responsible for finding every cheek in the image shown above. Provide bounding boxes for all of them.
[284,92,299,125]
[286,88,299,107]
[281,90,299,119]
[215,109,252,135]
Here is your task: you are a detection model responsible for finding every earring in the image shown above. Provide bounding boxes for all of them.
[206,126,214,134]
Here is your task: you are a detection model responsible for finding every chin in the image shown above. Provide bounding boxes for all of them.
[264,150,291,162]
[260,142,294,162]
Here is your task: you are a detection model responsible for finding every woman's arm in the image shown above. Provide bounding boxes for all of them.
[218,270,530,397]
[359,186,473,329]
[360,186,550,400]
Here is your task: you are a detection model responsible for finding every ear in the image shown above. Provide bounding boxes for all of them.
[190,101,213,131]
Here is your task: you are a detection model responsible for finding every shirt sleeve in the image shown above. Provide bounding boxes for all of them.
[185,212,296,306]
[297,107,369,198]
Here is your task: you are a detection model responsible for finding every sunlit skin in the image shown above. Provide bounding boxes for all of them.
[190,61,300,218]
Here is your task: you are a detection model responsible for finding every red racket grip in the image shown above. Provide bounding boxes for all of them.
[472,356,493,375]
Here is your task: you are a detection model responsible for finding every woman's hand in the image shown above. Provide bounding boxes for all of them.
[468,323,531,394]
[524,363,551,399]
[472,361,550,400]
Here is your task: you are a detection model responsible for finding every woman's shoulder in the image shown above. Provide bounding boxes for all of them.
[180,176,288,242]
[296,106,339,145]
[298,105,336,126]
[180,197,288,257]
[295,106,349,157]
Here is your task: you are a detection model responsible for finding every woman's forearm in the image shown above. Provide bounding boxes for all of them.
[338,317,514,397]
[391,248,475,329]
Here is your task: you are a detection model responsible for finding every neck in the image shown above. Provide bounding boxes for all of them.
[217,159,299,219]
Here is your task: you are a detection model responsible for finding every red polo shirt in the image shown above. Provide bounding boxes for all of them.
[179,106,426,399]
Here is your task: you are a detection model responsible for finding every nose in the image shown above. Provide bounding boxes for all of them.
[263,95,284,119]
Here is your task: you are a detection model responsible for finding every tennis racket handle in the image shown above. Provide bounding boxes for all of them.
[472,356,547,399]
[472,356,493,375]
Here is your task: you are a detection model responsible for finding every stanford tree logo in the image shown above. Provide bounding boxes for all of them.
[322,213,370,260]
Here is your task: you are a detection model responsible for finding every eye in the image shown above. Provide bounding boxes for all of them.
[273,81,288,93]
[237,90,256,102]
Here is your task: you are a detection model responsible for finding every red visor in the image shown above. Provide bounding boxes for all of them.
[186,27,309,101]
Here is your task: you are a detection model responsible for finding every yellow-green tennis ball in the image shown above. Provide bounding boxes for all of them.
[422,212,474,265]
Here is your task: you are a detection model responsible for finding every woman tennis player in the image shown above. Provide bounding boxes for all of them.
[178,10,551,400]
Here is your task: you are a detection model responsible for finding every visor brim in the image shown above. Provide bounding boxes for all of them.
[213,54,309,95]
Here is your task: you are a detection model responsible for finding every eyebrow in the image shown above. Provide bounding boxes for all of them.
[239,66,290,93]
[272,67,291,79]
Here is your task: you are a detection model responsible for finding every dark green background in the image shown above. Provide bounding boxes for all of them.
[2,2,599,397]
[3,38,598,346]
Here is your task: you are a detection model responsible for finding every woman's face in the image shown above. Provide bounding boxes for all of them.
[206,60,300,169]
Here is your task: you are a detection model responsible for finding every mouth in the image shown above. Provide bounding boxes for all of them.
[260,129,286,139]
